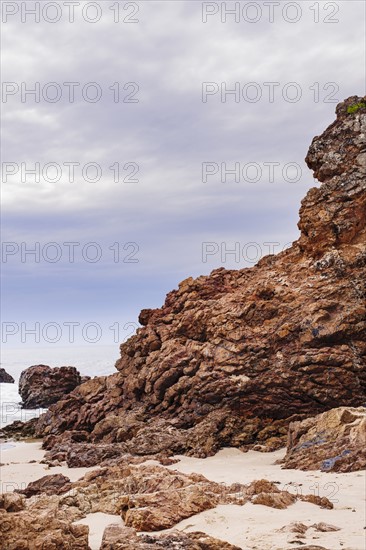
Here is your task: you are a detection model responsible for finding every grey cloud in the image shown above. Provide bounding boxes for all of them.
[1,0,364,340]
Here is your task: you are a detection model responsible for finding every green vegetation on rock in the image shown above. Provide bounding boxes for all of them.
[347,102,366,114]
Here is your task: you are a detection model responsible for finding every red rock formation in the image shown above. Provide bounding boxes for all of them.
[19,364,82,408]
[34,97,366,461]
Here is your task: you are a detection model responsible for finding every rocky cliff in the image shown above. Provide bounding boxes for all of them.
[35,96,366,461]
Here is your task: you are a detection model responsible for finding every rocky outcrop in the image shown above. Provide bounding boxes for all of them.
[278,521,340,539]
[16,474,72,498]
[0,459,332,549]
[0,508,90,550]
[0,418,38,440]
[0,368,14,383]
[299,99,366,257]
[19,365,82,408]
[0,493,25,513]
[33,97,366,462]
[282,406,366,472]
[72,464,235,530]
[100,524,241,549]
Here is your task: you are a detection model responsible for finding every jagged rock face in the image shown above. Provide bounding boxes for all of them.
[35,97,366,458]
[19,365,82,408]
[0,368,14,383]
[299,96,366,257]
[282,406,366,472]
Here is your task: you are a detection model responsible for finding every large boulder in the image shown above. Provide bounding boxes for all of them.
[0,368,14,383]
[19,365,82,408]
[35,97,366,460]
[282,406,366,472]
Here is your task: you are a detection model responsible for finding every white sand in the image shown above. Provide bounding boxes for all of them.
[163,448,366,549]
[0,441,96,493]
[1,443,365,550]
[74,513,124,550]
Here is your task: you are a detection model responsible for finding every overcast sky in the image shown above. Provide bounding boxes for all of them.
[1,0,365,349]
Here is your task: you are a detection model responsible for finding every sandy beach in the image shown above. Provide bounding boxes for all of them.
[165,448,366,550]
[1,442,364,549]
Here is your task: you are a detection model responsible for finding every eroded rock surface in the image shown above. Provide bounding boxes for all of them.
[282,406,366,472]
[100,524,241,549]
[16,474,72,497]
[19,364,82,408]
[0,509,90,550]
[0,418,38,440]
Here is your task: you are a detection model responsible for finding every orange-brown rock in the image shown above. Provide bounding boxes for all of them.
[61,463,239,528]
[0,509,90,550]
[0,492,25,512]
[251,491,296,509]
[282,406,366,472]
[32,97,366,465]
[1,461,334,549]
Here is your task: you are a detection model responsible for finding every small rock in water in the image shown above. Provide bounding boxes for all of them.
[0,368,14,383]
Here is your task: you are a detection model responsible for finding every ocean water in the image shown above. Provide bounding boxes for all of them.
[0,345,118,429]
